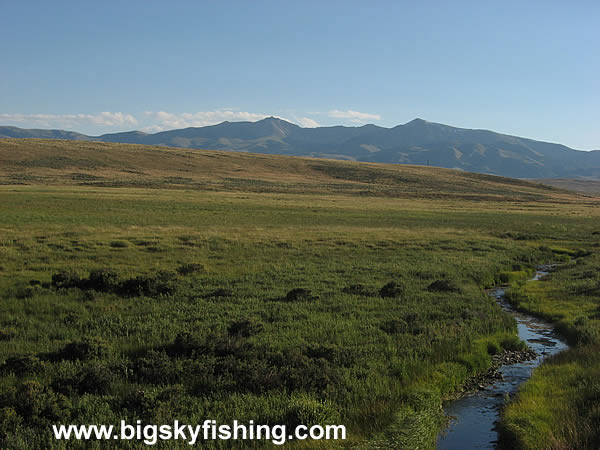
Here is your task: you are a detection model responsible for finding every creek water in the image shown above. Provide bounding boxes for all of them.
[437,268,569,449]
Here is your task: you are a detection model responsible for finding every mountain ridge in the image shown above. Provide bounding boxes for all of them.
[2,117,599,179]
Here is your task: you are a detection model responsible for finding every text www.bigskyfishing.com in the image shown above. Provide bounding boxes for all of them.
[52,419,347,446]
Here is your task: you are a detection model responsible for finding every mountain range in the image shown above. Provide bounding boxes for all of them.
[2,118,599,179]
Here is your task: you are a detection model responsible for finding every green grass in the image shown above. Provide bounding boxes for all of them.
[499,254,600,449]
[0,141,598,448]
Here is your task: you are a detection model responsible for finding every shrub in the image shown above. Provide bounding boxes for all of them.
[51,270,81,289]
[58,337,110,361]
[380,318,409,335]
[305,344,356,367]
[109,240,128,248]
[285,288,316,302]
[227,319,264,338]
[171,332,206,357]
[120,389,154,419]
[379,281,405,298]
[134,350,180,384]
[78,364,114,395]
[14,286,34,299]
[118,271,177,297]
[54,364,115,395]
[0,355,44,376]
[86,269,119,292]
[426,279,461,293]
[14,381,71,424]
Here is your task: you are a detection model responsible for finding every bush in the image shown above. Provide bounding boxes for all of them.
[305,344,355,367]
[51,269,177,297]
[118,271,177,297]
[134,350,180,384]
[0,355,44,376]
[380,318,409,334]
[426,279,461,293]
[51,270,81,289]
[379,281,405,298]
[78,364,114,395]
[120,389,154,418]
[14,381,71,424]
[86,269,119,292]
[58,337,110,361]
[227,319,264,338]
[109,240,128,248]
[284,288,317,302]
[14,286,34,299]
[171,332,206,357]
[54,364,115,395]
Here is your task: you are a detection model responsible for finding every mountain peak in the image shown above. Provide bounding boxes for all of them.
[259,116,293,125]
[406,118,429,125]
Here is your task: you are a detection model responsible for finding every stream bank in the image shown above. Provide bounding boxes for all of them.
[437,267,569,449]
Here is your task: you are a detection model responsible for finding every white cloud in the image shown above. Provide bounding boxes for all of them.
[1,109,323,133]
[142,110,293,132]
[0,112,137,130]
[142,110,314,131]
[296,117,320,128]
[327,109,381,122]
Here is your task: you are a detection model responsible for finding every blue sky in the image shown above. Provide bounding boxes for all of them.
[1,1,598,149]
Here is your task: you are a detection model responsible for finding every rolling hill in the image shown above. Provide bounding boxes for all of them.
[0,138,592,204]
[2,118,599,179]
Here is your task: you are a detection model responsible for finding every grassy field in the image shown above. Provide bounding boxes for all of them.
[499,253,600,448]
[0,139,599,448]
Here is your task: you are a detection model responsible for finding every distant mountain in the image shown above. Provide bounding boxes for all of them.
[2,118,599,179]
[0,126,90,141]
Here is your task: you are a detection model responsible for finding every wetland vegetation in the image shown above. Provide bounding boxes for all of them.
[0,139,598,448]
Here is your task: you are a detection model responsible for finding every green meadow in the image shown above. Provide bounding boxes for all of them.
[0,140,599,448]
[499,251,600,448]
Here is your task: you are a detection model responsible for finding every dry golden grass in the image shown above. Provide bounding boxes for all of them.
[534,178,600,195]
[0,138,593,204]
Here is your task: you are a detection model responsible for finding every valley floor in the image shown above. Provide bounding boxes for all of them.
[0,145,598,448]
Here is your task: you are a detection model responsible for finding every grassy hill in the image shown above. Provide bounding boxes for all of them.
[0,138,587,203]
[533,178,600,195]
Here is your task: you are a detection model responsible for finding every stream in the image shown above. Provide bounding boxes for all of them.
[437,267,569,449]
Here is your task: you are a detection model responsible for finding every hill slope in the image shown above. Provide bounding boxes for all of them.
[2,118,599,179]
[0,138,591,204]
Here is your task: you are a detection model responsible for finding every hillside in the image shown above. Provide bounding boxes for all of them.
[0,138,591,204]
[533,178,600,195]
[2,118,600,179]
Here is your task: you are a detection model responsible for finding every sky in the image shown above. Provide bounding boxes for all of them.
[1,1,598,149]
